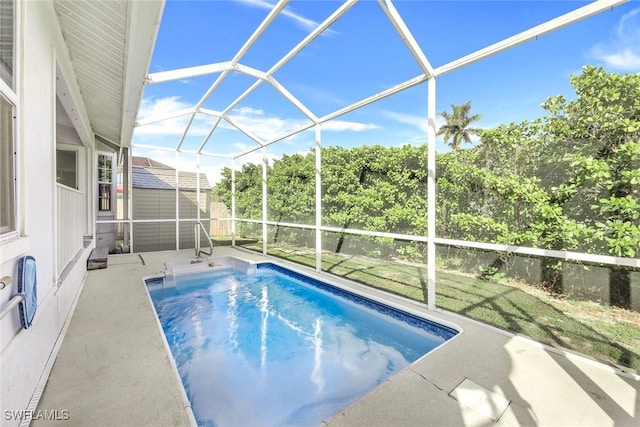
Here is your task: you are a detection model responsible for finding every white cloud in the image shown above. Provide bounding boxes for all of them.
[322,120,379,132]
[233,142,251,152]
[228,107,377,139]
[228,107,309,141]
[134,96,216,137]
[137,96,187,121]
[590,8,640,71]
[592,48,640,71]
[382,111,429,133]
[281,7,319,32]
[237,0,317,32]
[134,96,378,156]
[617,8,640,40]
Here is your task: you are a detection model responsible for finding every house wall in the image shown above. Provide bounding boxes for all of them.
[132,188,211,252]
[0,2,94,424]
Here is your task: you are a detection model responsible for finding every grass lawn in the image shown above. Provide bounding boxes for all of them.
[239,242,640,372]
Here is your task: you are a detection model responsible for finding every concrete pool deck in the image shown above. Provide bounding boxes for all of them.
[33,248,639,426]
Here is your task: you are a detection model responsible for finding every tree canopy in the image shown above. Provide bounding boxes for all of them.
[436,100,483,150]
[214,67,639,307]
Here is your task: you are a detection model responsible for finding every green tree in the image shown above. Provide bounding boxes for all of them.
[320,145,430,256]
[213,68,639,308]
[214,162,264,237]
[267,153,315,244]
[437,100,483,150]
[541,66,640,307]
[322,145,397,254]
[442,67,639,304]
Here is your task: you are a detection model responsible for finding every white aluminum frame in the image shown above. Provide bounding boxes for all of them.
[129,0,636,310]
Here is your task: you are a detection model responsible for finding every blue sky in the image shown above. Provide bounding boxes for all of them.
[132,0,640,182]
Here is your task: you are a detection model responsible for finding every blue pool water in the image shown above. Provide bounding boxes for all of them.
[147,263,457,427]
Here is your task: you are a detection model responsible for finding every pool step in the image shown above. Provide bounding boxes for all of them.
[163,256,257,285]
[87,247,109,270]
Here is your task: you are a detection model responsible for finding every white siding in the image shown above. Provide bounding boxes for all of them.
[0,2,94,423]
[132,188,211,252]
[57,185,84,273]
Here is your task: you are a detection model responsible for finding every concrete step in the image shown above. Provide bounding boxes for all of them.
[87,247,109,270]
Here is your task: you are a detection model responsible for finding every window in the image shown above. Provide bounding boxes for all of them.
[0,95,14,234]
[0,0,14,236]
[98,154,113,211]
[56,149,77,189]
[0,0,13,89]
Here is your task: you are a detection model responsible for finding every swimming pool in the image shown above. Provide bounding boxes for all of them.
[147,258,459,426]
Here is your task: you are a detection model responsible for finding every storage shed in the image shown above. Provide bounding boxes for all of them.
[132,157,211,252]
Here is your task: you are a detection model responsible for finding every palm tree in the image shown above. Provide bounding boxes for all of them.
[437,101,482,150]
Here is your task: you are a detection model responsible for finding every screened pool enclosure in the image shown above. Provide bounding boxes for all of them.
[111,0,639,340]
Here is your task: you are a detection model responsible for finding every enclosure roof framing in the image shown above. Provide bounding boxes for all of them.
[377,0,434,77]
[135,107,195,127]
[199,108,266,148]
[145,62,234,85]
[433,0,628,77]
[134,0,628,158]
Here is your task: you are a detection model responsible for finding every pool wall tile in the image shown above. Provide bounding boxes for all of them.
[256,263,458,340]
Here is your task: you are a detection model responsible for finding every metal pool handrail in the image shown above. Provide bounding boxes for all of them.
[0,294,24,322]
[194,221,213,258]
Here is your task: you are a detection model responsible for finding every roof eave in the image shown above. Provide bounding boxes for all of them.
[120,0,165,149]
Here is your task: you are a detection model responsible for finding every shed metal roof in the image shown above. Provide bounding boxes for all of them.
[132,166,211,191]
[132,156,173,169]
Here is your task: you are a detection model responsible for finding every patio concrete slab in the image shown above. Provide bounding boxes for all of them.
[327,306,640,427]
[33,248,640,427]
[32,250,197,427]
[449,378,511,422]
